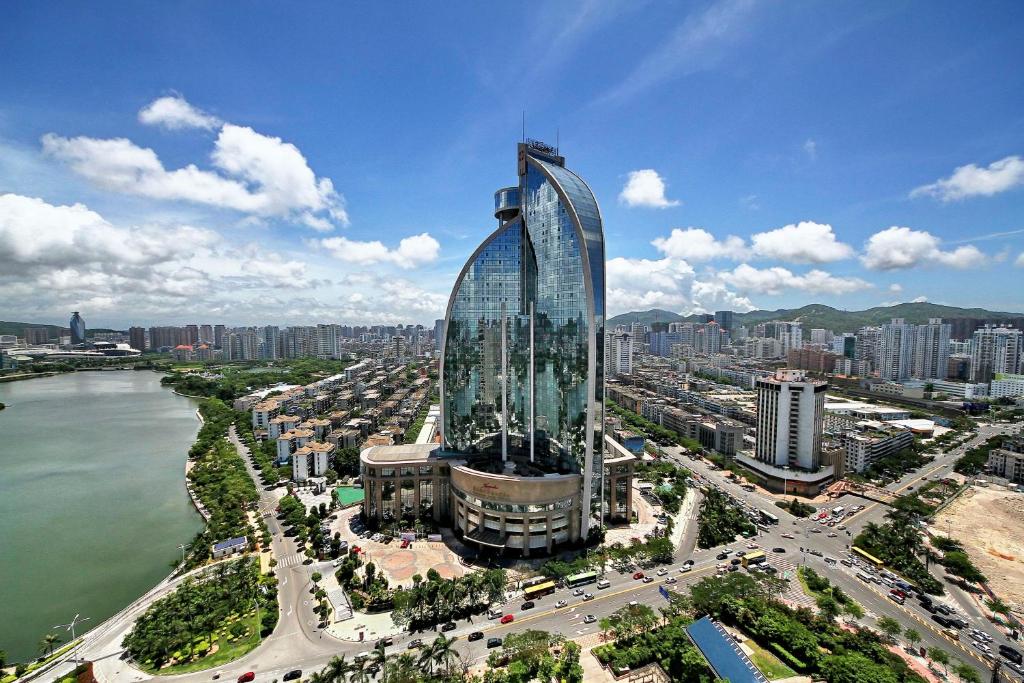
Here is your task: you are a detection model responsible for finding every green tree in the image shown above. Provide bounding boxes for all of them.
[904,628,921,649]
[929,648,950,674]
[816,594,841,622]
[876,616,902,642]
[954,661,981,683]
[844,601,865,619]
[820,652,900,683]
[986,597,1010,617]
[39,632,63,658]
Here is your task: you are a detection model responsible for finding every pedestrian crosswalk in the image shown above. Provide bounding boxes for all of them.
[278,553,305,568]
[775,557,818,611]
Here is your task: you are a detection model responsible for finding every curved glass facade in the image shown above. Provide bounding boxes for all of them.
[69,311,86,345]
[441,142,605,535]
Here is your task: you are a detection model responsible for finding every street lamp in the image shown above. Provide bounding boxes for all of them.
[177,543,187,566]
[54,614,90,663]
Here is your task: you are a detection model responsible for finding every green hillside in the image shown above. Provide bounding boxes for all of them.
[0,320,119,339]
[609,303,1023,334]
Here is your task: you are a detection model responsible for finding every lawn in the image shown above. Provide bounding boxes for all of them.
[147,611,262,675]
[744,638,797,680]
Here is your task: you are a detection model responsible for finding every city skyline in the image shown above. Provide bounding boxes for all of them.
[2,3,1024,328]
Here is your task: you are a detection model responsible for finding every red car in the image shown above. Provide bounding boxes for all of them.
[500,614,514,624]
[400,539,410,549]
[238,673,255,683]
[633,572,644,580]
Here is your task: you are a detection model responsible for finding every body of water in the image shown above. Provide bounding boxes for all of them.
[0,371,204,663]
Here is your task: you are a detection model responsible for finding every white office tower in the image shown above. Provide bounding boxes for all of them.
[879,318,915,381]
[912,318,950,380]
[754,369,826,471]
[606,332,634,376]
[776,322,803,354]
[970,326,1024,383]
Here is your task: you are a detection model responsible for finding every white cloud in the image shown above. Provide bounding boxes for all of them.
[889,283,903,293]
[803,139,817,161]
[910,155,1024,201]
[1015,252,1024,268]
[749,221,852,263]
[912,295,928,303]
[138,95,221,130]
[861,226,986,270]
[651,227,746,261]
[42,97,347,229]
[619,169,680,208]
[605,256,753,316]
[318,232,440,269]
[717,263,871,296]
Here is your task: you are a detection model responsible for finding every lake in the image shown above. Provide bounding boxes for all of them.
[0,371,204,663]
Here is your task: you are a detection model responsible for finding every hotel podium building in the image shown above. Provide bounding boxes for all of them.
[361,141,633,556]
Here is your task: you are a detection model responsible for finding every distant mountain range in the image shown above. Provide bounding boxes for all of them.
[0,320,117,339]
[607,303,1024,334]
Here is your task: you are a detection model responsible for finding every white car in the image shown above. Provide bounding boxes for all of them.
[747,543,758,549]
[583,593,595,601]
[664,577,677,584]
[628,600,639,607]
[555,600,568,608]
[679,565,692,573]
[656,568,667,576]
[572,588,584,596]
[583,615,597,624]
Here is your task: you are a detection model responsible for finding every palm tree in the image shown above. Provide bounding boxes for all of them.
[348,657,371,683]
[430,634,460,676]
[417,638,436,677]
[385,653,418,683]
[368,645,388,682]
[39,633,63,658]
[322,655,352,682]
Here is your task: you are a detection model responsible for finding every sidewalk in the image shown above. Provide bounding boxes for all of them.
[324,610,403,643]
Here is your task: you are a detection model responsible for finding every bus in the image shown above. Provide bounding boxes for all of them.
[521,576,550,590]
[565,571,598,589]
[523,581,557,599]
[852,546,884,569]
[758,509,780,526]
[741,550,766,567]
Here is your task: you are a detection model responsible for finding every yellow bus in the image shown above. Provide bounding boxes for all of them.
[852,546,884,569]
[523,580,557,599]
[741,550,766,567]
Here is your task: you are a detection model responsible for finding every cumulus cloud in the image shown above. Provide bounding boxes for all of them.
[619,169,681,208]
[912,295,928,303]
[1016,252,1024,268]
[889,283,903,293]
[749,221,852,263]
[42,96,348,229]
[717,263,871,296]
[651,227,746,261]
[803,138,817,160]
[861,226,986,270]
[606,256,753,316]
[318,232,440,269]
[138,95,221,130]
[910,155,1024,201]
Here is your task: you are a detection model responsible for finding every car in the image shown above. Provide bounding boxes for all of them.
[679,565,691,573]
[716,552,729,560]
[555,600,568,608]
[521,601,535,610]
[282,671,302,682]
[376,637,393,648]
[633,572,645,580]
[665,577,677,584]
[572,587,585,596]
[583,614,597,624]
[468,631,483,641]
[628,600,639,607]
[809,528,822,534]
[735,550,746,557]
[747,542,758,549]
[238,674,255,683]
[932,615,950,627]
[728,565,739,572]
[889,593,905,605]
[731,558,742,565]
[584,592,596,599]
[772,547,786,553]
[974,641,992,653]
[827,532,838,538]
[500,614,514,624]
[442,622,457,631]
[781,533,794,539]
[407,639,423,649]
[836,525,846,530]
[487,637,503,648]
[656,568,667,576]
[332,558,343,568]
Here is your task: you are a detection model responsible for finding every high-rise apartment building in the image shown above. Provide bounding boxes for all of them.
[754,369,827,471]
[128,326,146,352]
[260,326,280,360]
[810,328,833,346]
[227,329,259,360]
[24,327,50,345]
[184,324,199,346]
[912,318,950,380]
[970,326,1024,383]
[362,141,626,556]
[214,324,226,349]
[879,319,915,381]
[199,324,214,345]
[606,332,633,376]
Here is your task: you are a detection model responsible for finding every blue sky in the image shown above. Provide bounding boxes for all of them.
[1,1,1023,328]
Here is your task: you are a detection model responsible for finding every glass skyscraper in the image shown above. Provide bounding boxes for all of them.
[440,140,606,538]
[69,311,86,345]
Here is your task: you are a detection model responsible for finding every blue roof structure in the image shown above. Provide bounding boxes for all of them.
[213,536,247,551]
[686,616,768,683]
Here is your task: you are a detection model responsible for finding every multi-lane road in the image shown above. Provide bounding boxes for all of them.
[38,421,1020,683]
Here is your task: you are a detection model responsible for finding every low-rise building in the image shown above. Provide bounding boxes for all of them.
[212,536,247,559]
[292,441,336,482]
[841,425,915,473]
[277,428,313,465]
[987,433,1024,483]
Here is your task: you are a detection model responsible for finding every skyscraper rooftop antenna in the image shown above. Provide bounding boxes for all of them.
[522,111,526,143]
[556,127,559,155]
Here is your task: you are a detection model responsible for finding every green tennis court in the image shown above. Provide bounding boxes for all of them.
[334,486,365,506]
